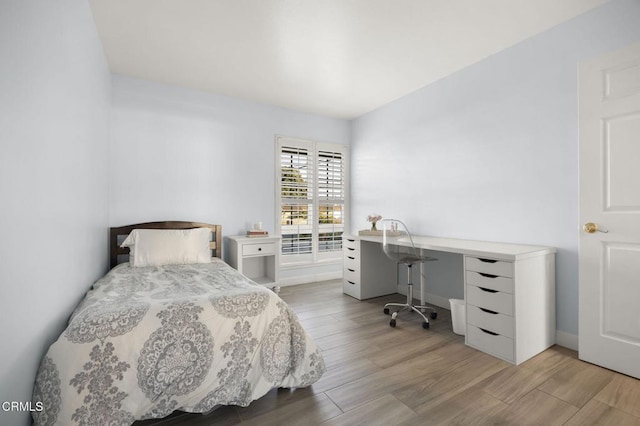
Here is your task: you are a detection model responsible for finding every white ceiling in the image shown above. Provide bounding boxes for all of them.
[89,0,610,119]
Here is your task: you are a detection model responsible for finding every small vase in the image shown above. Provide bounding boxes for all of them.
[371,222,377,231]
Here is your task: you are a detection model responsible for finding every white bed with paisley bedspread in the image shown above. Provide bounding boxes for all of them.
[32,257,325,426]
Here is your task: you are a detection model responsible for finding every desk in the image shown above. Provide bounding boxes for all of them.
[342,234,556,365]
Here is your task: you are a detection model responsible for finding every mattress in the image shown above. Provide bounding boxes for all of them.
[32,258,325,426]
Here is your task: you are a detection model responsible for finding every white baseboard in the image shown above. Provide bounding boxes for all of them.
[278,271,342,287]
[555,330,578,351]
[395,289,457,310]
[423,292,453,310]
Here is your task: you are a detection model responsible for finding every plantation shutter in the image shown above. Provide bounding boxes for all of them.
[279,140,313,258]
[276,137,348,264]
[317,145,345,254]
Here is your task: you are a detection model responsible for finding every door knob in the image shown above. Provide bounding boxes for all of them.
[583,222,608,233]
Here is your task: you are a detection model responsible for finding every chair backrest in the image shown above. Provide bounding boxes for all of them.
[380,219,420,263]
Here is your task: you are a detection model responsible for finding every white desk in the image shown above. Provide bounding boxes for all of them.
[342,234,556,365]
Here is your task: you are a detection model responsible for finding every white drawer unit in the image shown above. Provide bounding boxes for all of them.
[228,235,281,288]
[342,236,362,299]
[342,236,397,300]
[464,254,555,365]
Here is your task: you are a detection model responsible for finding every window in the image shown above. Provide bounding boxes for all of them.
[276,136,348,264]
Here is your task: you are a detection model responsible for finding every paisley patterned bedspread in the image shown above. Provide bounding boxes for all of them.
[32,259,325,426]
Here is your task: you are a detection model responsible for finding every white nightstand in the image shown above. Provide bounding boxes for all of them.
[227,235,281,290]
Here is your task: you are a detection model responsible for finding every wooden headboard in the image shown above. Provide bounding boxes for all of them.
[109,221,222,268]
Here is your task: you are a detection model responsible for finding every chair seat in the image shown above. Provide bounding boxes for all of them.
[393,254,438,265]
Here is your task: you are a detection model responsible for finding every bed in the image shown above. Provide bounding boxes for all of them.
[32,221,325,426]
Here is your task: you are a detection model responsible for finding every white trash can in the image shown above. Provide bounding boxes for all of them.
[449,298,465,336]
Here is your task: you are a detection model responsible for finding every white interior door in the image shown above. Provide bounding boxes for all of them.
[579,41,640,379]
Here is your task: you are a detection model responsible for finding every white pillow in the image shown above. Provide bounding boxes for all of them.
[120,228,212,267]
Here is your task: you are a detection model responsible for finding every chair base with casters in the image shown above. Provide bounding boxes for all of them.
[383,259,438,329]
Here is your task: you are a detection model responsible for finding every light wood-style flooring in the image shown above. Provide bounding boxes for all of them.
[138,280,640,425]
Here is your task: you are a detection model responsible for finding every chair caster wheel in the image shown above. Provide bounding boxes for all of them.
[390,319,396,328]
[422,321,430,329]
[383,308,390,315]
[430,312,437,320]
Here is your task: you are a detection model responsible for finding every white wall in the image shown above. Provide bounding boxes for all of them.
[110,76,350,281]
[0,0,111,425]
[351,0,640,338]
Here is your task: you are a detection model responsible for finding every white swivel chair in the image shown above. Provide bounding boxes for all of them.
[381,219,438,329]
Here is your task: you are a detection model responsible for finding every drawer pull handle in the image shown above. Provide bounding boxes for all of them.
[478,287,498,293]
[347,256,355,260]
[480,307,498,315]
[347,268,355,272]
[347,248,355,251]
[347,239,355,242]
[347,280,355,285]
[479,272,498,278]
[258,248,262,251]
[478,258,498,263]
[479,328,499,336]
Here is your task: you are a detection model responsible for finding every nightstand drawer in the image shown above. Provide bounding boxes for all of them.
[466,256,513,278]
[467,325,514,362]
[467,304,514,338]
[242,242,276,256]
[466,285,513,316]
[465,271,513,294]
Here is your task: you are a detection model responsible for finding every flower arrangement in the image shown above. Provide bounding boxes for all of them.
[367,214,382,231]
